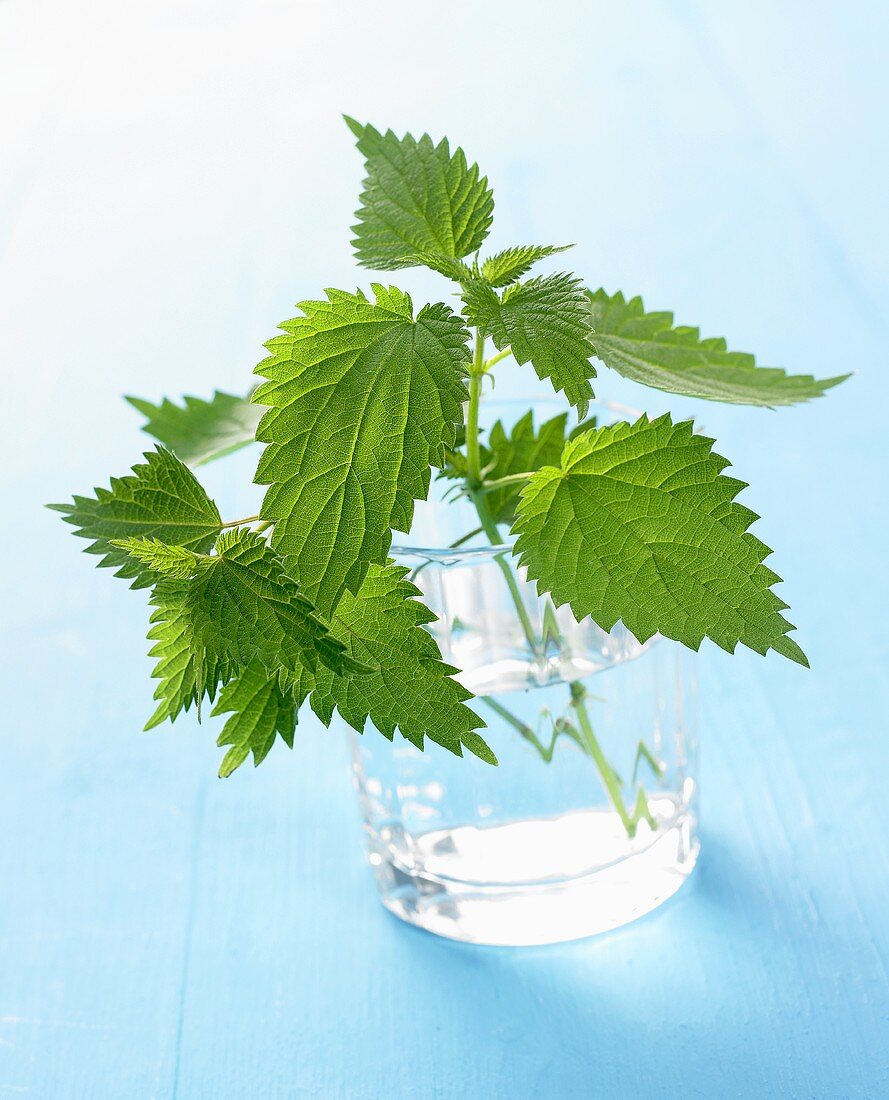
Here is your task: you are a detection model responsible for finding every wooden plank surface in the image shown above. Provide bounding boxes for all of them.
[1,2,886,1096]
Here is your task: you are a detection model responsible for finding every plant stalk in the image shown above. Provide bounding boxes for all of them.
[449,525,484,549]
[465,329,539,653]
[465,331,486,486]
[480,696,585,762]
[463,326,652,840]
[474,471,534,494]
[570,682,655,837]
[220,514,262,528]
[484,346,512,370]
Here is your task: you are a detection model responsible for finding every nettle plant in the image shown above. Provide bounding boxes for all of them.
[54,119,845,818]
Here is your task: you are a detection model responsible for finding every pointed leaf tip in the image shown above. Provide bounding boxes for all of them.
[343,114,363,138]
[586,289,850,407]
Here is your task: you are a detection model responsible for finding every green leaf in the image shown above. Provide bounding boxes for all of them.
[212,660,299,777]
[480,244,573,288]
[401,251,474,282]
[49,447,222,589]
[126,391,262,466]
[310,563,496,764]
[512,414,808,665]
[110,537,204,579]
[253,285,470,615]
[585,290,849,406]
[142,580,231,730]
[118,529,361,681]
[463,273,596,416]
[444,410,594,526]
[346,117,494,271]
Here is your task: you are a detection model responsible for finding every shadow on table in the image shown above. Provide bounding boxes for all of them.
[378,827,869,1097]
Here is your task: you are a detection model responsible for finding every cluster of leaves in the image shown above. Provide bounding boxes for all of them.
[54,117,845,776]
[54,456,491,776]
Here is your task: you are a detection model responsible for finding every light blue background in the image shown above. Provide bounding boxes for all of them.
[1,2,887,1097]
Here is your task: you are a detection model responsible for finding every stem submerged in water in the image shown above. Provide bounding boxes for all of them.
[480,696,586,762]
[463,329,656,838]
[570,682,656,837]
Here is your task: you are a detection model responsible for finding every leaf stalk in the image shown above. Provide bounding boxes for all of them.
[483,346,511,371]
[219,514,262,529]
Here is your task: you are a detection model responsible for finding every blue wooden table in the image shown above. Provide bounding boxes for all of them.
[2,2,887,1096]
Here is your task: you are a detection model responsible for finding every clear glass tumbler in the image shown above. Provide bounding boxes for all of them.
[350,538,699,946]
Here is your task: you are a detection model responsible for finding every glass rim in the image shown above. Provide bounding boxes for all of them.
[390,539,514,561]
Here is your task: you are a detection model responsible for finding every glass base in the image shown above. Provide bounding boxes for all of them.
[366,798,699,946]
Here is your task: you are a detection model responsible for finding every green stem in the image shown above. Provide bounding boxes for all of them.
[474,471,534,494]
[483,691,656,838]
[220,514,262,529]
[480,697,585,762]
[483,346,512,370]
[465,331,485,485]
[449,525,484,549]
[464,329,539,653]
[632,739,666,786]
[462,327,652,841]
[472,489,539,651]
[570,682,655,837]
